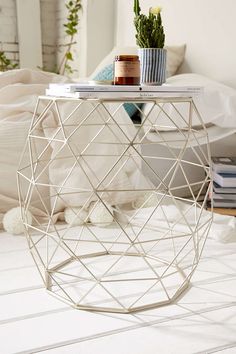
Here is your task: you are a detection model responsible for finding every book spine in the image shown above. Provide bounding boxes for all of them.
[212,171,236,188]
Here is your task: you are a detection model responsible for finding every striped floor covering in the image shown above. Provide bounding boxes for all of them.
[0,231,236,354]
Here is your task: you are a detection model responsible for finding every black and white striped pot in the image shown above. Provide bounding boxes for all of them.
[138,48,167,85]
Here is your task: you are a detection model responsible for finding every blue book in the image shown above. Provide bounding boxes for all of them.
[213,172,236,187]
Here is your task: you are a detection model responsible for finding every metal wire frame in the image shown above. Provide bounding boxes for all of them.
[17,94,213,313]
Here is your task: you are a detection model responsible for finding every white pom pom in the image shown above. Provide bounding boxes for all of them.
[89,201,114,227]
[64,207,88,226]
[3,207,33,235]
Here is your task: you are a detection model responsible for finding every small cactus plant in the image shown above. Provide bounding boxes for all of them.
[133,0,165,48]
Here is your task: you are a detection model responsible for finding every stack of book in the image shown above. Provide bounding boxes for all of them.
[208,157,236,215]
[45,83,202,99]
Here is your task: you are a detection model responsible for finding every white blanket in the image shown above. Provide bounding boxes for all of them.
[0,69,69,228]
[167,73,236,128]
[0,69,144,226]
[141,74,236,149]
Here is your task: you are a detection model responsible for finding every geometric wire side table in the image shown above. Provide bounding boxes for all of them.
[17,92,213,313]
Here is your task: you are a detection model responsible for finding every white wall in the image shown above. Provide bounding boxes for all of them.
[86,0,116,76]
[71,0,116,78]
[116,0,236,88]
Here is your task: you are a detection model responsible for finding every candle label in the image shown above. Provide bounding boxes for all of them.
[114,61,140,78]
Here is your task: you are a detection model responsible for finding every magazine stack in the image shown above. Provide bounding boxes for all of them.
[209,157,236,215]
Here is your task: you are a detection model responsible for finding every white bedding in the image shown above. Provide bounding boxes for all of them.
[0,69,236,243]
[0,69,69,227]
[142,74,236,148]
[167,73,236,128]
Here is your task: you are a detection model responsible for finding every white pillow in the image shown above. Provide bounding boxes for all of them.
[90,44,186,79]
[165,44,186,77]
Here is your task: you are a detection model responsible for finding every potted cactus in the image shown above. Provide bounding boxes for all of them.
[133,0,166,85]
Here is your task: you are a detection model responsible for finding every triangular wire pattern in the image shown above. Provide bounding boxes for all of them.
[17,96,213,313]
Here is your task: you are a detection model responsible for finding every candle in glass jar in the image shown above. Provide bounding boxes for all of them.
[114,55,140,85]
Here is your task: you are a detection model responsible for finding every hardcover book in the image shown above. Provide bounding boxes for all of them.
[212,171,236,188]
[213,182,236,194]
[212,199,236,208]
[212,192,236,200]
[46,84,203,99]
[212,156,236,173]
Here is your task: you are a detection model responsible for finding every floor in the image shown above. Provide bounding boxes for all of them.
[0,230,236,354]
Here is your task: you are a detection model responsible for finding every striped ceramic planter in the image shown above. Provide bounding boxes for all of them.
[138,48,167,85]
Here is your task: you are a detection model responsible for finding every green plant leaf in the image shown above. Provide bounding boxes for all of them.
[56,0,82,76]
[66,52,73,61]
